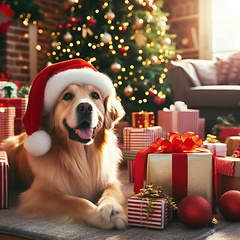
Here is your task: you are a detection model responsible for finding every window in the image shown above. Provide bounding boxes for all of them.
[212,0,240,59]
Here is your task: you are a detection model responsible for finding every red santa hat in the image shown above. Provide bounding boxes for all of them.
[22,58,116,157]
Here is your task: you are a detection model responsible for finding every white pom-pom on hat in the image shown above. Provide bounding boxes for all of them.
[24,130,52,157]
[22,58,116,157]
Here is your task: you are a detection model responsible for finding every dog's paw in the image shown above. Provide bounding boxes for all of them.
[97,202,128,229]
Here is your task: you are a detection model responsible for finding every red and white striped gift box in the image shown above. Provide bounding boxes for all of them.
[0,151,8,209]
[123,126,163,151]
[128,196,170,229]
[0,107,15,145]
[0,98,28,135]
[157,110,199,135]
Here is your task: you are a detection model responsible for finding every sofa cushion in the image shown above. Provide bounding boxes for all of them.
[170,60,201,86]
[189,60,217,85]
[216,52,240,85]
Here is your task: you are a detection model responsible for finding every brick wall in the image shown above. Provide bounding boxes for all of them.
[0,0,64,84]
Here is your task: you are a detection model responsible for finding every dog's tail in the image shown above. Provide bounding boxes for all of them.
[1,133,33,191]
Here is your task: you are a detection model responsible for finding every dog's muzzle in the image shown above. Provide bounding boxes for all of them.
[64,102,96,144]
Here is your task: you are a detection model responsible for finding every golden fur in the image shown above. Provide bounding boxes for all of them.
[2,84,127,229]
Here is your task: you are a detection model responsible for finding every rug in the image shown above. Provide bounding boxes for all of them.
[0,169,239,240]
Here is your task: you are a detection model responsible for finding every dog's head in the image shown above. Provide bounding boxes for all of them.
[23,59,125,157]
[42,83,125,146]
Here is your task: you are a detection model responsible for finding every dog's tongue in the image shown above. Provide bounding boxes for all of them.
[76,128,93,140]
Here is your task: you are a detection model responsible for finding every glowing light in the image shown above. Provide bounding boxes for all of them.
[36,45,41,51]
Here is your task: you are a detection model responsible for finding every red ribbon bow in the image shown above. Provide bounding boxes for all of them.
[150,131,203,153]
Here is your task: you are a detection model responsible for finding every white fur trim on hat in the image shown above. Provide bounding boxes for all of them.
[43,68,116,115]
[24,130,52,157]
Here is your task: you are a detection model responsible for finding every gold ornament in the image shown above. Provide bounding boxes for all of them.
[149,55,158,65]
[63,31,72,42]
[51,40,58,49]
[110,62,122,73]
[105,9,115,20]
[161,37,171,46]
[123,85,133,97]
[132,18,144,30]
[101,32,112,44]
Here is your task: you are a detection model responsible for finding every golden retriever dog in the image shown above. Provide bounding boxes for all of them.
[2,59,127,229]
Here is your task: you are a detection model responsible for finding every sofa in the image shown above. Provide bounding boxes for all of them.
[167,55,240,134]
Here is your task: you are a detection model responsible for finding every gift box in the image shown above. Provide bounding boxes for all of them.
[218,127,240,142]
[0,98,28,135]
[157,109,199,135]
[0,107,15,145]
[146,152,214,206]
[132,111,155,128]
[225,136,240,156]
[0,151,9,208]
[122,150,138,182]
[198,118,205,140]
[216,157,240,197]
[123,126,162,151]
[203,141,227,157]
[128,196,170,229]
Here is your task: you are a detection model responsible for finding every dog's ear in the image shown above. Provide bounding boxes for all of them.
[104,96,125,130]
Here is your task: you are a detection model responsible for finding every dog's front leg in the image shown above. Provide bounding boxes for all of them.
[96,182,128,229]
[19,184,126,229]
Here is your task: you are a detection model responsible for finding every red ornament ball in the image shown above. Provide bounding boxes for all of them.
[118,46,127,54]
[218,190,240,222]
[153,95,165,105]
[178,195,212,229]
[87,17,97,27]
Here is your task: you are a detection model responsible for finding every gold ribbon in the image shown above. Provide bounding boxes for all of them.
[137,184,178,213]
[82,26,93,38]
[205,134,219,143]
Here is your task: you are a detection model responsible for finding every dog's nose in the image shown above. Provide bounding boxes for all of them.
[77,102,93,114]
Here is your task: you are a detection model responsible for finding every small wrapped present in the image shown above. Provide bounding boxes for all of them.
[203,134,226,157]
[218,127,240,142]
[128,184,176,229]
[225,136,240,156]
[216,156,240,197]
[198,118,205,140]
[0,151,9,208]
[132,111,155,128]
[157,108,199,134]
[212,114,240,141]
[123,126,162,151]
[0,107,15,145]
[133,132,217,211]
[0,98,28,134]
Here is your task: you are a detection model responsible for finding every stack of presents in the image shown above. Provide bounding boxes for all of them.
[0,70,29,209]
[121,102,240,229]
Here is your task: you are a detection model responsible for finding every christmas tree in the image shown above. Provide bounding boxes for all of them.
[47,0,176,121]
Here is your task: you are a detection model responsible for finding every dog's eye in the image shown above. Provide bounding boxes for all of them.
[91,91,100,100]
[63,92,74,101]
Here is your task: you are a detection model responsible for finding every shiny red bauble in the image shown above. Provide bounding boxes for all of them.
[153,95,165,105]
[178,195,212,229]
[218,190,240,222]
